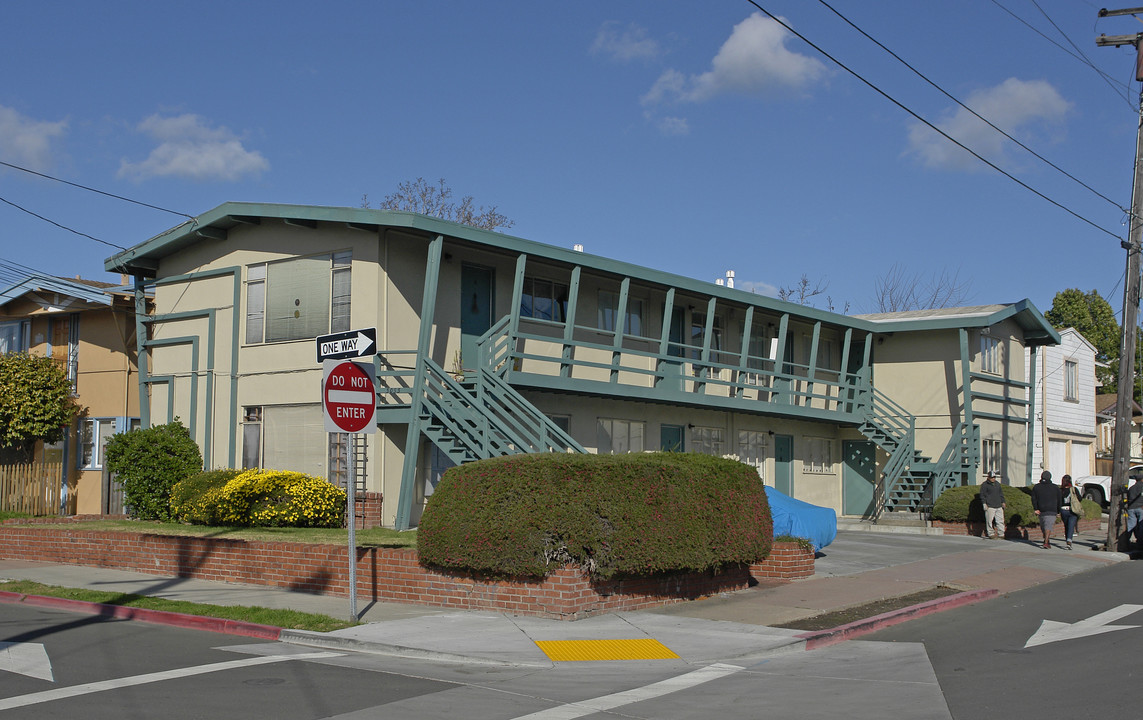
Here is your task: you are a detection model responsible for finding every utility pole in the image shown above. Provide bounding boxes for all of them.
[1097,8,1143,551]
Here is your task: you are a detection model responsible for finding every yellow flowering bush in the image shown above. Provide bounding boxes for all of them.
[170,469,242,525]
[212,469,347,528]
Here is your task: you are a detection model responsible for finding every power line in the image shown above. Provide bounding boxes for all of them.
[0,195,125,250]
[743,0,1124,241]
[0,160,193,219]
[989,0,1136,110]
[816,0,1127,214]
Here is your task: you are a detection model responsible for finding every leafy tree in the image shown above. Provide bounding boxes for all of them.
[362,178,514,232]
[104,420,203,521]
[1044,289,1120,390]
[0,353,80,462]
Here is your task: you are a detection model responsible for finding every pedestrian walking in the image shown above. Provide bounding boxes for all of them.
[979,470,1006,539]
[1031,470,1062,549]
[1126,474,1143,548]
[1059,474,1083,550]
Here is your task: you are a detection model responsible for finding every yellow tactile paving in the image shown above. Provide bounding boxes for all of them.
[534,638,680,661]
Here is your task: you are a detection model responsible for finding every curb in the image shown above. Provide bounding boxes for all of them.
[0,591,284,641]
[796,588,999,650]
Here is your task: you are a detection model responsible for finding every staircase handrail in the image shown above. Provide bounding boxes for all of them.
[926,422,979,503]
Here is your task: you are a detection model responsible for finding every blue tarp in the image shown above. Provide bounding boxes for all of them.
[765,485,837,551]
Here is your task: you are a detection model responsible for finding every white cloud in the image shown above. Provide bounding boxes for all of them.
[655,116,690,136]
[641,13,826,106]
[906,78,1071,171]
[735,279,780,297]
[0,105,67,172]
[119,114,269,181]
[591,21,662,62]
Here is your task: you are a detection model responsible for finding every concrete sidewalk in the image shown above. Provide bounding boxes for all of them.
[0,528,1128,667]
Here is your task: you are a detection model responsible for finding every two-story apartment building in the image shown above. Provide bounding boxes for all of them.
[0,274,143,514]
[104,203,1059,528]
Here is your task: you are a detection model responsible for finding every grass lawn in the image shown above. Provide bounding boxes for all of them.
[1,518,417,548]
[0,579,357,632]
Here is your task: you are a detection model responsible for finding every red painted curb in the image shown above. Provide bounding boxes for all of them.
[0,592,283,640]
[797,588,999,651]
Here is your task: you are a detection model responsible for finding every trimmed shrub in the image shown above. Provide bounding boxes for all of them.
[104,421,203,521]
[213,469,346,528]
[417,452,772,580]
[932,484,1100,527]
[170,469,243,525]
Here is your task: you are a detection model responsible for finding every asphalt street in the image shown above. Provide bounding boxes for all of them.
[867,560,1142,719]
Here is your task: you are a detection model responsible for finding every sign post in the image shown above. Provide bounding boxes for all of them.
[321,357,377,621]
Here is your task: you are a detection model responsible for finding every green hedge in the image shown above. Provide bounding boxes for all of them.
[417,452,773,580]
[932,484,1101,527]
[104,421,203,521]
[170,469,243,525]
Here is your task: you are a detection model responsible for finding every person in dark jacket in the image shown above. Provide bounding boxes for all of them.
[1127,475,1143,548]
[979,470,1006,540]
[1031,470,1062,549]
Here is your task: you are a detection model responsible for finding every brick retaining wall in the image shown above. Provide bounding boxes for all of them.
[0,524,813,620]
[930,515,1102,538]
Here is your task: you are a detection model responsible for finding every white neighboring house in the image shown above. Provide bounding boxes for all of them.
[1026,327,1097,480]
[1095,392,1143,475]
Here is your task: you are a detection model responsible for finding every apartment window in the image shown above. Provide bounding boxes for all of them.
[597,418,644,454]
[241,406,263,468]
[690,425,725,456]
[803,436,835,474]
[246,251,351,344]
[803,335,836,372]
[328,431,351,489]
[738,430,767,480]
[982,439,1001,476]
[80,417,123,470]
[521,278,568,322]
[547,414,571,434]
[0,320,29,354]
[50,315,79,393]
[598,291,644,336]
[690,314,722,361]
[1064,360,1078,402]
[980,334,1001,374]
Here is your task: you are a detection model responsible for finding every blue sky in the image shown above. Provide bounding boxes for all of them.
[2,1,1141,316]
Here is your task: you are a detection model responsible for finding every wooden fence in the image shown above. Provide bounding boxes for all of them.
[0,462,63,515]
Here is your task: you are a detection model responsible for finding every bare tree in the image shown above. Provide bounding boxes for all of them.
[362,178,514,232]
[872,264,971,313]
[778,274,828,306]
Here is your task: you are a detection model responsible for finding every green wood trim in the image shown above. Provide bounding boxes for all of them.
[133,276,150,428]
[971,391,1030,406]
[736,306,755,399]
[972,411,1029,424]
[959,328,975,432]
[143,336,199,441]
[561,265,581,378]
[510,254,527,340]
[396,235,443,530]
[969,371,1032,389]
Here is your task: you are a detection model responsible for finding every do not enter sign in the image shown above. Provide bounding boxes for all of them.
[322,360,377,433]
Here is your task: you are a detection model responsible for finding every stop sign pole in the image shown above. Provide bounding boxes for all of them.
[321,359,377,621]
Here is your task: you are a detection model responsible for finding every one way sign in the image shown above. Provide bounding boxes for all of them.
[316,328,377,362]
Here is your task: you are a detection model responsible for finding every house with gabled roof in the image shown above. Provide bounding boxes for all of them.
[0,273,144,514]
[1021,327,1099,480]
[104,202,1060,528]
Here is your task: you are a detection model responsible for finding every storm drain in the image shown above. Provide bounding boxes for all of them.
[534,639,680,661]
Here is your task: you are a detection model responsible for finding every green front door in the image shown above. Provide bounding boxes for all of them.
[660,424,685,452]
[773,434,793,496]
[843,439,877,516]
[460,265,493,374]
